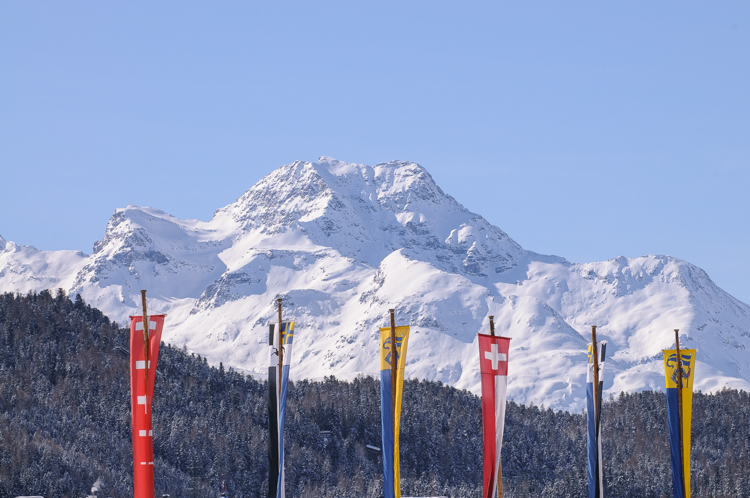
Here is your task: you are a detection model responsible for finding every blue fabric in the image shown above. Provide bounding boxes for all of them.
[666,388,685,498]
[276,363,290,498]
[275,322,293,498]
[267,365,278,498]
[586,382,597,498]
[380,369,394,498]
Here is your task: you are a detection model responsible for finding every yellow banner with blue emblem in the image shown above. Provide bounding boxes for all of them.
[663,348,697,498]
[379,326,409,498]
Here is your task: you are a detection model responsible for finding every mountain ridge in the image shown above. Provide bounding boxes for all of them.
[1,157,749,411]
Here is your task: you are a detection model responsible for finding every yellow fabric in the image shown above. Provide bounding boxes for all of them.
[379,326,410,498]
[663,348,697,497]
[682,388,693,498]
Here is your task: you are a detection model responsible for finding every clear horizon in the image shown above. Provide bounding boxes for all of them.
[1,1,748,304]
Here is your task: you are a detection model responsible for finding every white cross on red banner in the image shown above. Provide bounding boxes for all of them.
[484,343,507,371]
[479,335,509,376]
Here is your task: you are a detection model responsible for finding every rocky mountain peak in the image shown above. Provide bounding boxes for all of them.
[93,207,154,255]
[217,158,456,225]
[208,157,523,271]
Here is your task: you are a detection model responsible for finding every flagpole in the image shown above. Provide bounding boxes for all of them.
[591,326,600,419]
[488,316,503,498]
[389,309,396,430]
[141,290,149,390]
[277,298,283,405]
[389,308,397,497]
[675,329,685,498]
[276,297,284,492]
[591,325,601,496]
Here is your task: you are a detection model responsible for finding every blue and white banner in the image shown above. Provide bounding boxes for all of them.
[268,321,295,498]
[587,342,606,498]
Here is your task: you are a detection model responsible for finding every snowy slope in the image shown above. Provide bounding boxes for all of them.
[0,235,88,293]
[1,157,749,411]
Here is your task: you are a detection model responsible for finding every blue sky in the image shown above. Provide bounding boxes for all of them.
[1,1,748,303]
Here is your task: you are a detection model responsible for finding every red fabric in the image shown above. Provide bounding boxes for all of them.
[129,315,165,498]
[479,333,510,498]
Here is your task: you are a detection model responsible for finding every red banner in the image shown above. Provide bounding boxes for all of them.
[479,333,510,498]
[129,315,165,498]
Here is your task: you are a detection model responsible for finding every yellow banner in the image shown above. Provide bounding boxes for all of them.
[380,326,409,498]
[663,348,697,497]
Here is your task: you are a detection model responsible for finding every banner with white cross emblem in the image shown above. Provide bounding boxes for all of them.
[129,314,165,498]
[478,333,510,498]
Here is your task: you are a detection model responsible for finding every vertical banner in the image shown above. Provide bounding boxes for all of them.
[479,333,510,498]
[663,349,697,498]
[268,321,295,498]
[587,342,607,498]
[379,325,410,498]
[129,315,165,498]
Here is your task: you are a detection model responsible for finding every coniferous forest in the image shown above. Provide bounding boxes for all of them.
[0,291,749,498]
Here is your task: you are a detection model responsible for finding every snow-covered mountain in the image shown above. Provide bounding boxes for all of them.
[2,157,749,411]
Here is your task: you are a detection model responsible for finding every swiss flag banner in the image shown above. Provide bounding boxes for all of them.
[129,315,165,498]
[479,333,510,498]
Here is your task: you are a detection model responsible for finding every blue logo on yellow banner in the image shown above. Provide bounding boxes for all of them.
[665,352,694,389]
[382,336,403,366]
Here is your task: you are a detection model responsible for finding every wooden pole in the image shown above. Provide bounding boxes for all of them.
[591,325,601,495]
[277,299,283,396]
[675,329,686,498]
[389,309,397,424]
[489,315,502,498]
[389,309,397,496]
[591,326,600,422]
[141,290,149,390]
